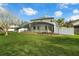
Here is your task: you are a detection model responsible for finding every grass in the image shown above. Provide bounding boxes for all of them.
[0,32,79,56]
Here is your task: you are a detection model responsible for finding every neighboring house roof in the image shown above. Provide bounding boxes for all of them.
[68,19,79,23]
[64,19,79,26]
[67,19,79,26]
[20,22,28,28]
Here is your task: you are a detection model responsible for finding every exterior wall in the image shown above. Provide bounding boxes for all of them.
[8,29,15,32]
[39,19,53,22]
[30,23,54,33]
[18,28,28,32]
[52,22,58,34]
[56,27,74,35]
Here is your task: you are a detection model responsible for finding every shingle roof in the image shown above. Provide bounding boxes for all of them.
[31,17,54,21]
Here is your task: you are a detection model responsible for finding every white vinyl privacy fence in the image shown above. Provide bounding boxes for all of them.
[56,27,74,35]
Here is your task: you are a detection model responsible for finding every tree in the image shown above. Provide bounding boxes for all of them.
[56,18,64,34]
[10,16,22,26]
[0,11,12,36]
[0,8,21,36]
[64,20,73,27]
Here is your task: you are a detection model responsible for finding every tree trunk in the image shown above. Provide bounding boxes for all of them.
[4,29,8,36]
[5,31,8,36]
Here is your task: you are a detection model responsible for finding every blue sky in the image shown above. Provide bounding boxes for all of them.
[1,3,79,21]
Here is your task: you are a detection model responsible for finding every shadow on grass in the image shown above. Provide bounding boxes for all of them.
[0,33,5,36]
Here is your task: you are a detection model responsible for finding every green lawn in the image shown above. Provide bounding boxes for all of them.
[0,32,79,56]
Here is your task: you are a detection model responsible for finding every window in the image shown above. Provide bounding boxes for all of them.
[45,25,47,30]
[33,26,36,30]
[37,26,40,30]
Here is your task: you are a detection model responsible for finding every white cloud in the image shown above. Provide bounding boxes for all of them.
[73,9,79,14]
[22,8,38,16]
[58,3,78,9]
[54,11,63,17]
[58,3,69,9]
[67,15,79,21]
[70,3,78,5]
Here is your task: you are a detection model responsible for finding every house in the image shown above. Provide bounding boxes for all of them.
[18,28,28,32]
[8,25,19,32]
[8,21,28,32]
[28,17,56,33]
[68,19,79,34]
[27,17,74,35]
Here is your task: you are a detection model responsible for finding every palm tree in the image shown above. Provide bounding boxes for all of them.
[56,18,64,34]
